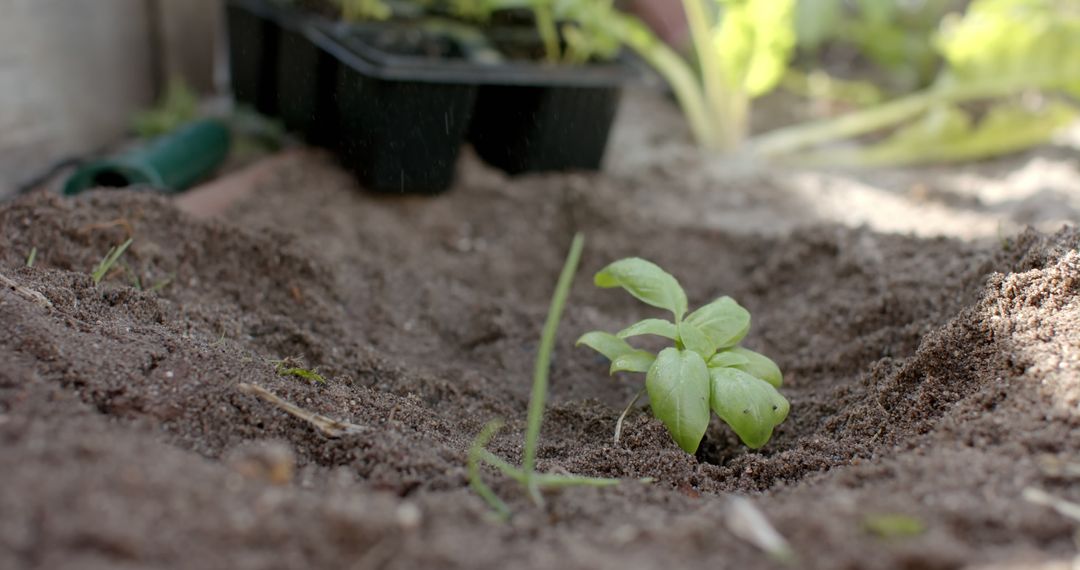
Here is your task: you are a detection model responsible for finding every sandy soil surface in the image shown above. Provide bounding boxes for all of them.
[1,89,1078,569]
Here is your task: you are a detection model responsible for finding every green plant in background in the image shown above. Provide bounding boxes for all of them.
[469,234,627,519]
[578,258,788,453]
[755,0,1080,166]
[133,78,199,138]
[795,0,961,92]
[547,0,796,150]
[338,0,393,20]
[90,238,133,285]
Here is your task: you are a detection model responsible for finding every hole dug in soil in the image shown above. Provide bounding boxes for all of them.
[1,159,1078,570]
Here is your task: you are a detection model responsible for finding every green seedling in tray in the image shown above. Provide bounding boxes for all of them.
[578,258,788,454]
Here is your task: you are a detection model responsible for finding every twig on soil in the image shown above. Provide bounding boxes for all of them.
[1036,454,1080,479]
[725,497,795,563]
[237,383,366,438]
[614,388,646,446]
[76,217,134,238]
[1023,487,1080,522]
[0,272,53,310]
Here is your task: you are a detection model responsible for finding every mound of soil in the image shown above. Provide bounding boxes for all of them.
[1,154,1078,569]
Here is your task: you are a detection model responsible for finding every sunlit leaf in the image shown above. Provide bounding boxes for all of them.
[646,348,711,453]
[935,0,1080,97]
[595,258,688,321]
[710,367,789,448]
[713,0,798,97]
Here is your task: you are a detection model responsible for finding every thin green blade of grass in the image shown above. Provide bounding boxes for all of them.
[522,233,585,500]
[26,247,37,268]
[468,419,513,519]
[91,238,133,285]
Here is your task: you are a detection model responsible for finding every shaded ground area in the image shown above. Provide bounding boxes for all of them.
[1,143,1078,569]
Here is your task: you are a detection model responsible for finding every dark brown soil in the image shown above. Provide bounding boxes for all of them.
[1,152,1078,569]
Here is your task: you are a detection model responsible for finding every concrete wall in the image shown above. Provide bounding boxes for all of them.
[0,0,221,195]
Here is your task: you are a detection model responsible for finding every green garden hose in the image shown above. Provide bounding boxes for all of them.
[64,119,231,195]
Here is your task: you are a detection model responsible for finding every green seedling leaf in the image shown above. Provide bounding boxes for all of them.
[723,346,783,388]
[708,350,751,368]
[616,318,678,340]
[646,348,711,454]
[686,296,751,350]
[577,331,637,362]
[610,351,657,374]
[677,320,716,359]
[25,247,37,268]
[710,367,789,449]
[594,258,688,321]
[862,514,926,538]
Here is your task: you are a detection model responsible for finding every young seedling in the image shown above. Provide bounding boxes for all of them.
[578,258,788,454]
[90,238,133,285]
[468,234,628,519]
[25,247,37,268]
[272,358,327,385]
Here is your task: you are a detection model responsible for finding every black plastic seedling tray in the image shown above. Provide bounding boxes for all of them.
[308,22,481,193]
[226,0,643,193]
[226,0,285,116]
[227,0,339,146]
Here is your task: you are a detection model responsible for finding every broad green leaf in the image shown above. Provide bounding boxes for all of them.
[576,331,636,362]
[594,258,688,320]
[935,0,1080,97]
[713,0,797,97]
[710,367,789,449]
[685,296,751,350]
[708,350,751,369]
[726,346,783,387]
[646,348,711,454]
[610,351,657,374]
[677,320,715,359]
[616,318,678,340]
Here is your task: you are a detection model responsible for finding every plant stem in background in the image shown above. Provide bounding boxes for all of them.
[533,0,560,62]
